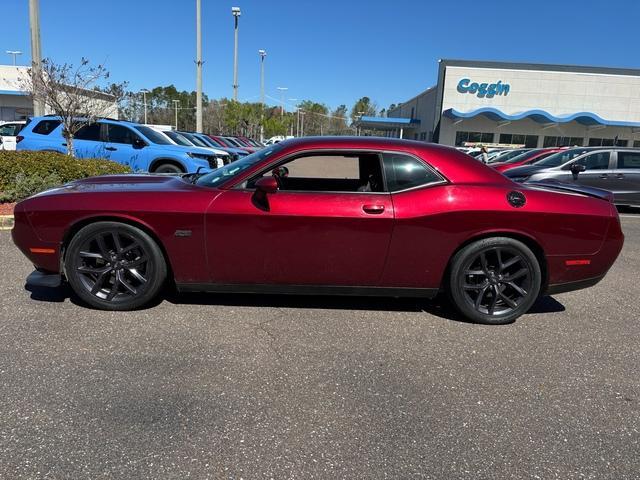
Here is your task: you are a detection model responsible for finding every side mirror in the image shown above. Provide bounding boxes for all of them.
[570,163,586,180]
[255,176,278,194]
[133,138,146,149]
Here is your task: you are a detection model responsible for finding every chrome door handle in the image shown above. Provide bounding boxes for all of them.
[362,204,385,214]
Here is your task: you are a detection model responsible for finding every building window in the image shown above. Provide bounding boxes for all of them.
[543,136,584,147]
[634,141,640,148]
[588,137,628,147]
[498,133,538,148]
[455,131,494,146]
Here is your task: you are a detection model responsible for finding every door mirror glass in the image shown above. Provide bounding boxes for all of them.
[255,176,278,193]
[571,163,586,174]
[133,138,146,149]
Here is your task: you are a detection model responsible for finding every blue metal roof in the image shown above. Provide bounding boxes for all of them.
[359,115,419,125]
[443,107,640,128]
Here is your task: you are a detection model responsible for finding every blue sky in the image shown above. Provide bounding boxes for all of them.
[2,0,640,112]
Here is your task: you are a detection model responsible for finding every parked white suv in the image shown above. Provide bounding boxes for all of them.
[0,121,26,151]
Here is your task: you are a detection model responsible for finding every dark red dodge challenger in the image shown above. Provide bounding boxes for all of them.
[12,137,624,324]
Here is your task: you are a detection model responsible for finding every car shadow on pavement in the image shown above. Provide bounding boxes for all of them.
[24,283,566,324]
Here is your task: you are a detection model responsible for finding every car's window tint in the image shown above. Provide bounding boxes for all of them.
[0,124,22,136]
[75,123,101,141]
[134,126,170,145]
[164,130,192,146]
[107,124,139,144]
[382,153,442,192]
[617,152,640,169]
[32,119,61,135]
[573,152,610,170]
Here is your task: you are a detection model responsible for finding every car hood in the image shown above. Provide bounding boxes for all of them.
[150,143,214,156]
[29,174,197,197]
[503,164,548,178]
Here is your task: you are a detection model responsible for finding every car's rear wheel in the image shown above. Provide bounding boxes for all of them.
[154,162,183,174]
[65,222,167,310]
[448,237,541,325]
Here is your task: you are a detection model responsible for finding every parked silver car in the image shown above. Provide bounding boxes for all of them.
[504,147,640,207]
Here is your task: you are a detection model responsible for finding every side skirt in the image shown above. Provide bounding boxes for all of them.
[176,283,440,299]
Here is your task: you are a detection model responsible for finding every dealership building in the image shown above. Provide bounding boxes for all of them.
[383,59,640,148]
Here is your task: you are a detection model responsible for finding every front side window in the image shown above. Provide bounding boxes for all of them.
[0,123,22,136]
[74,123,101,141]
[382,153,443,192]
[573,152,610,170]
[107,124,139,144]
[617,151,640,169]
[249,152,385,193]
[535,148,591,168]
[32,119,61,135]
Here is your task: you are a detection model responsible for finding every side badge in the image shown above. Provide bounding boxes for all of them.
[507,191,526,208]
[174,230,192,238]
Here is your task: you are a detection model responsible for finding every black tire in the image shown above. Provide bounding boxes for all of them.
[65,222,167,311]
[153,162,183,174]
[447,237,541,325]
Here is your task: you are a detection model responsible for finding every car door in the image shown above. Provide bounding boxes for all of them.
[612,150,640,205]
[564,151,615,190]
[103,124,147,169]
[205,151,394,286]
[73,123,105,158]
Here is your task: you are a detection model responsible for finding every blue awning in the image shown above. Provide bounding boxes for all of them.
[353,116,420,130]
[443,107,640,128]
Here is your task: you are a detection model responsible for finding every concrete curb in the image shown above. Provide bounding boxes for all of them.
[0,215,14,231]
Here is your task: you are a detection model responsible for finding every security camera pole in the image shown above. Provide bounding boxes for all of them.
[28,0,44,116]
[232,7,241,101]
[195,0,203,132]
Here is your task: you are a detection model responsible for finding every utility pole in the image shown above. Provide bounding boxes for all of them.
[6,50,22,66]
[172,99,180,129]
[28,0,44,116]
[259,49,266,142]
[141,89,149,124]
[196,0,203,132]
[232,7,241,101]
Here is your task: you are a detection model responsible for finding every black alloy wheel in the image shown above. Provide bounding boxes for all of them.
[65,222,167,310]
[448,237,541,324]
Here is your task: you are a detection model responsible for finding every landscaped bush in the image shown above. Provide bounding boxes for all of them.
[0,151,131,203]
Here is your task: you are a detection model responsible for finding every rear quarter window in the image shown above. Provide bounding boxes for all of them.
[32,119,61,135]
[382,153,443,192]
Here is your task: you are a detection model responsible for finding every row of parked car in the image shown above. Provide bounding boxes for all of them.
[468,145,640,207]
[3,116,266,173]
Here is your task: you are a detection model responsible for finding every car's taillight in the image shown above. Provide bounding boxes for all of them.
[16,135,24,143]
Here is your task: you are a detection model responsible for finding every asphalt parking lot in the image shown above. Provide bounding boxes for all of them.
[1,215,639,479]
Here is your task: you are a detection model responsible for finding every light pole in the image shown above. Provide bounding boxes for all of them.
[232,7,241,101]
[195,0,203,132]
[141,89,149,124]
[258,49,266,142]
[28,0,44,116]
[6,50,22,66]
[277,87,288,117]
[172,99,180,129]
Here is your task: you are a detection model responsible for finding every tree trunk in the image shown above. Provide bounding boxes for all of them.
[65,134,74,156]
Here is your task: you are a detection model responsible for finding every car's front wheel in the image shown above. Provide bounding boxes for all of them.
[65,222,167,310]
[448,237,541,325]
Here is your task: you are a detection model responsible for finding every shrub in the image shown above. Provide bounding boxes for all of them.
[0,151,131,203]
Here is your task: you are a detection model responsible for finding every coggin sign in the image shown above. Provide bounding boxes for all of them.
[457,78,510,98]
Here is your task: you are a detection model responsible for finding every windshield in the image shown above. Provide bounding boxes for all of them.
[224,137,243,147]
[534,148,591,168]
[196,134,217,147]
[164,130,192,146]
[502,149,546,165]
[135,126,172,145]
[195,144,282,188]
[180,132,208,147]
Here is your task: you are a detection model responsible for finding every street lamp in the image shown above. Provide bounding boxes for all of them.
[232,7,241,101]
[141,89,150,124]
[172,99,180,129]
[277,86,288,117]
[6,50,22,66]
[258,49,267,141]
